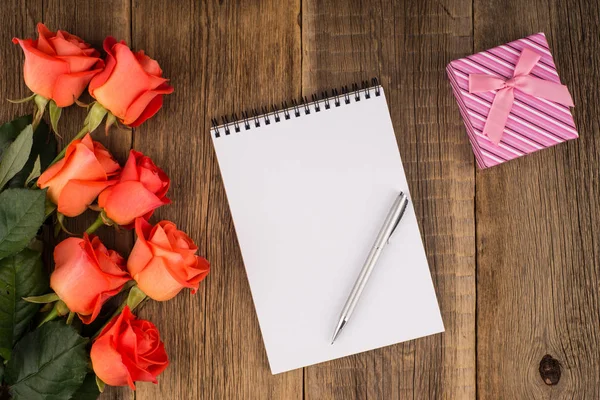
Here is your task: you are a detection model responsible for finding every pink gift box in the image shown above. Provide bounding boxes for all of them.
[447,32,577,168]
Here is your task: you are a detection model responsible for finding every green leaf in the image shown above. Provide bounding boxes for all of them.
[95,375,104,393]
[7,119,57,189]
[84,102,108,134]
[0,116,31,160]
[5,321,88,400]
[48,100,62,135]
[70,374,101,400]
[0,249,47,360]
[0,125,33,189]
[33,95,49,129]
[22,293,58,304]
[6,94,36,105]
[105,112,117,135]
[127,285,147,310]
[0,189,46,259]
[24,156,41,187]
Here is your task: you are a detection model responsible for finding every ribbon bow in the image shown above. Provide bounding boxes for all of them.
[468,47,574,145]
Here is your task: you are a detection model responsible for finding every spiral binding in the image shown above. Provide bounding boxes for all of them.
[211,78,381,138]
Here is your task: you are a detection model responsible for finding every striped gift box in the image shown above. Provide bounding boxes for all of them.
[447,32,577,169]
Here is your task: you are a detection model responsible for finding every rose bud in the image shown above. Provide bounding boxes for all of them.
[98,150,170,227]
[88,37,173,127]
[37,133,120,217]
[91,306,169,389]
[128,218,210,301]
[13,23,104,107]
[50,234,130,324]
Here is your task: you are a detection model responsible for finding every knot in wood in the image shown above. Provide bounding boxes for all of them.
[539,354,561,385]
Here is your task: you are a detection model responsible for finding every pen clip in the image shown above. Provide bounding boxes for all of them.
[387,194,409,244]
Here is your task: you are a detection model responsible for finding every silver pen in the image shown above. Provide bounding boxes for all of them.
[331,192,409,344]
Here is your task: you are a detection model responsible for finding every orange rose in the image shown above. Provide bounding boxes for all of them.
[128,218,209,301]
[98,150,170,227]
[91,306,168,389]
[50,234,130,324]
[37,133,120,217]
[88,37,173,127]
[12,23,104,107]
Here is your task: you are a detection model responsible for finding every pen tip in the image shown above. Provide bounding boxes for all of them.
[330,319,346,345]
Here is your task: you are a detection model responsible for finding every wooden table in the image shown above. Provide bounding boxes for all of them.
[2,0,599,398]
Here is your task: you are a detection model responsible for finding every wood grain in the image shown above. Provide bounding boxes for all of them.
[475,0,600,398]
[131,0,302,399]
[301,0,476,399]
[3,0,600,399]
[0,1,41,122]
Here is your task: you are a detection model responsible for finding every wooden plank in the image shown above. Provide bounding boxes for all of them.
[0,1,41,121]
[475,0,600,398]
[302,0,475,398]
[0,4,42,399]
[42,2,133,400]
[132,1,302,399]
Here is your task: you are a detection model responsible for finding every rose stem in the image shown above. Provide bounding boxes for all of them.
[49,125,88,166]
[85,214,105,235]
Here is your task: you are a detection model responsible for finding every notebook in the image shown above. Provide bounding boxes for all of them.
[210,80,444,374]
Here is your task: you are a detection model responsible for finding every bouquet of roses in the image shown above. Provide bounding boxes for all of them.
[0,24,209,400]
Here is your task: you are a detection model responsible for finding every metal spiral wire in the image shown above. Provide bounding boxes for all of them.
[212,78,381,138]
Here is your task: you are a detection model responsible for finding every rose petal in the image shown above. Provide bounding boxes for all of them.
[80,134,94,150]
[125,85,173,127]
[91,335,133,388]
[164,255,209,294]
[52,236,130,323]
[138,163,167,194]
[118,150,141,182]
[39,138,108,202]
[56,55,101,73]
[91,42,157,119]
[133,256,185,301]
[50,36,87,56]
[118,323,139,363]
[97,186,112,209]
[79,287,123,324]
[103,181,167,226]
[127,218,155,277]
[12,38,69,99]
[185,257,210,293]
[52,237,84,269]
[36,23,56,55]
[51,239,103,315]
[57,29,85,44]
[96,304,130,339]
[138,155,170,198]
[94,242,127,276]
[93,142,121,175]
[37,157,66,189]
[149,224,172,249]
[89,37,120,96]
[134,50,163,76]
[52,68,103,107]
[57,179,115,217]
[121,353,159,384]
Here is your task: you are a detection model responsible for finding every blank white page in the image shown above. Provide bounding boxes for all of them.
[211,86,444,374]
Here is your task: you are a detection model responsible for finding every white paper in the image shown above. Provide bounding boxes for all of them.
[211,87,444,374]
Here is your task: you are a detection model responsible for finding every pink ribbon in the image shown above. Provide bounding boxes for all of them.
[468,47,574,145]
